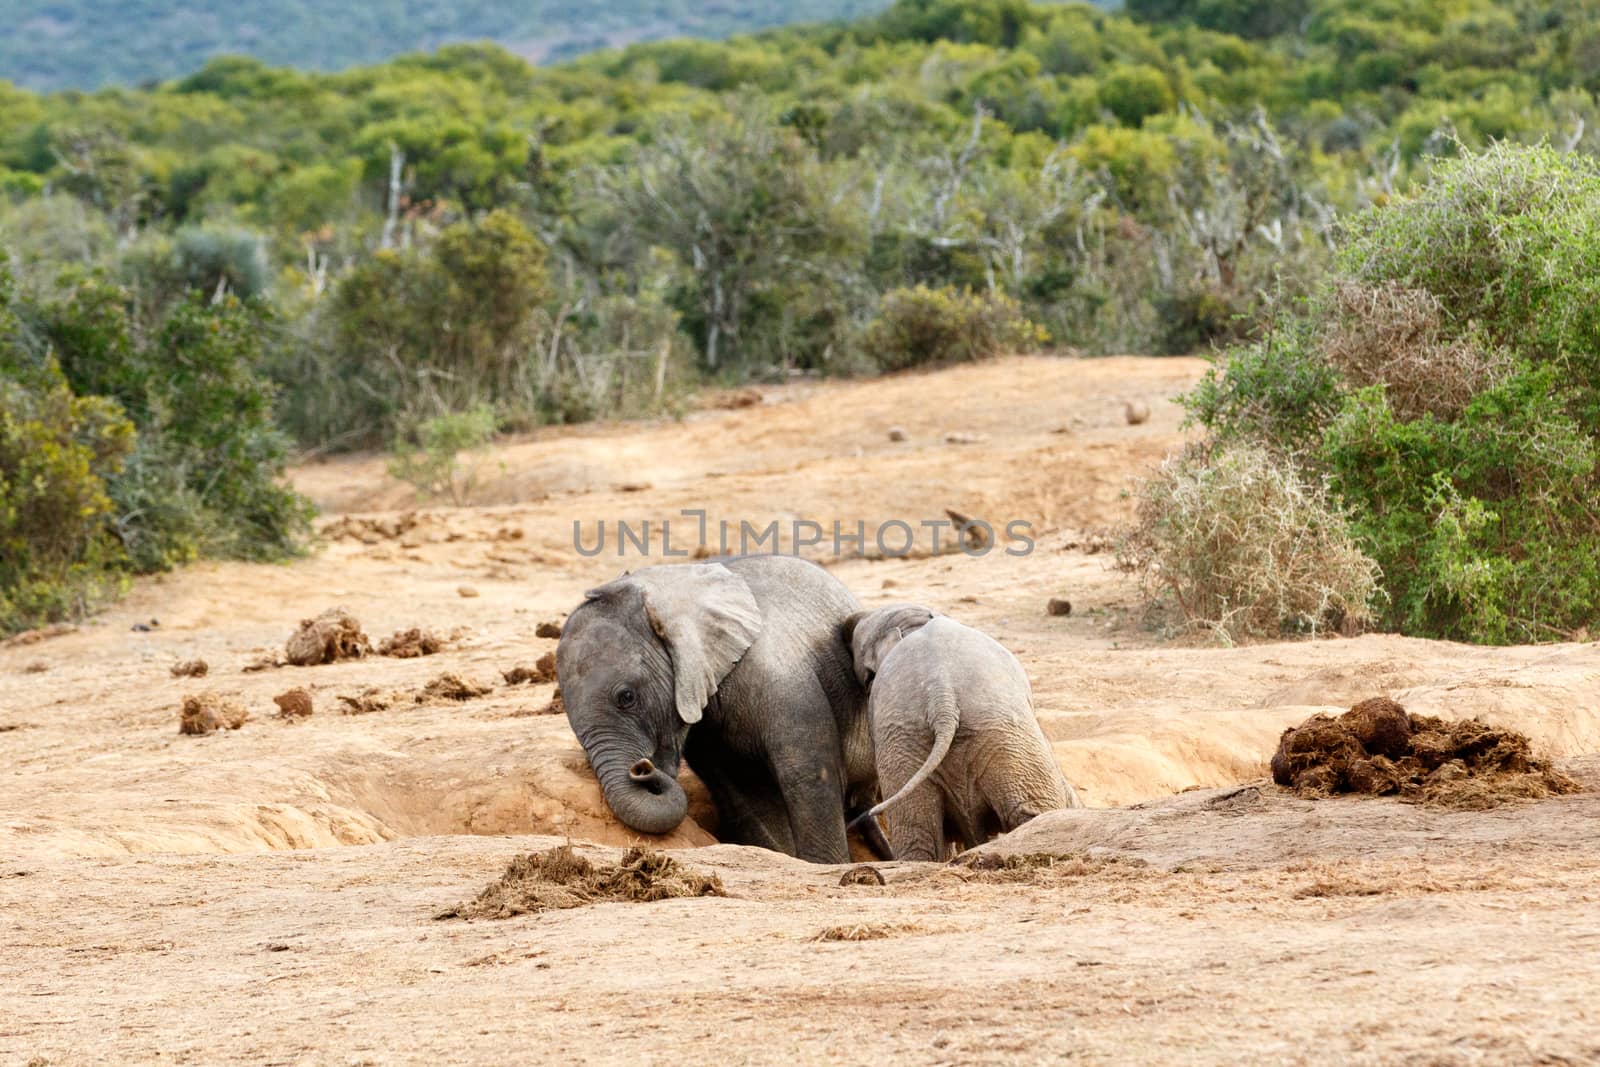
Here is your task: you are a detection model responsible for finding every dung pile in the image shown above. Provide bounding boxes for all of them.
[1272,697,1581,809]
[418,672,492,702]
[502,652,556,685]
[178,692,250,735]
[273,687,314,718]
[285,609,370,666]
[436,845,725,920]
[376,628,445,658]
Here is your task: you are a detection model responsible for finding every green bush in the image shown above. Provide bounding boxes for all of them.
[862,285,1046,372]
[387,405,499,505]
[0,371,134,631]
[307,209,551,446]
[1183,320,1343,454]
[1339,142,1600,426]
[1182,143,1600,643]
[40,277,310,570]
[1323,368,1600,643]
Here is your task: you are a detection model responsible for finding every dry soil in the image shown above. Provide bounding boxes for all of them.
[4,355,1599,1065]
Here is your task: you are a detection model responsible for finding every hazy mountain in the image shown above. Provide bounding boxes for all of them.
[0,0,898,90]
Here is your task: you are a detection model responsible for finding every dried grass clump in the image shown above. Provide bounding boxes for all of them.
[1118,443,1380,642]
[436,845,725,920]
[953,850,1149,884]
[1321,282,1509,420]
[811,922,921,942]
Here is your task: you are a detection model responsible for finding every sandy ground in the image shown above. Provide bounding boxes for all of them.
[4,354,1599,1064]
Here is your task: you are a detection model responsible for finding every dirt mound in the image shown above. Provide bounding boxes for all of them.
[273,688,314,718]
[178,692,249,735]
[169,659,208,678]
[502,652,556,685]
[535,621,562,639]
[285,609,370,666]
[1272,698,1582,809]
[436,845,725,920]
[376,628,444,658]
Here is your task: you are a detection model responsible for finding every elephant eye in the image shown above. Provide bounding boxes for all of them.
[615,686,638,710]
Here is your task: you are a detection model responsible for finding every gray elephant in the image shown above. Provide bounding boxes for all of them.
[555,555,887,864]
[845,603,1081,861]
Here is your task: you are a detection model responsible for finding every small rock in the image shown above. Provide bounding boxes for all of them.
[618,482,652,493]
[1124,401,1151,426]
[881,579,898,590]
[273,687,314,719]
[1046,598,1072,617]
[886,426,908,442]
[457,585,480,599]
[170,659,209,678]
[23,661,47,674]
[942,431,987,446]
[535,621,563,639]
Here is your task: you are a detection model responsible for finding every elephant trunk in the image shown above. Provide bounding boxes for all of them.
[596,754,689,836]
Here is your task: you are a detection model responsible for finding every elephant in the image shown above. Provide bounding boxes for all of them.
[555,555,888,864]
[844,603,1082,861]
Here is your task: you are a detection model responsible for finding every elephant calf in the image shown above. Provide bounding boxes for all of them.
[845,604,1081,861]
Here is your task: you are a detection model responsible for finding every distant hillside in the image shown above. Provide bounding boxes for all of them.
[0,0,898,90]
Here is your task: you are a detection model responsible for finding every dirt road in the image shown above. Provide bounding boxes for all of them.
[4,355,1598,1064]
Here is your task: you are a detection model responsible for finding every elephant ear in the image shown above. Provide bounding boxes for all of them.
[632,563,763,725]
[849,604,935,686]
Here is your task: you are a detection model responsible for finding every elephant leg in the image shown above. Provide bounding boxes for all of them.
[875,735,948,862]
[769,748,851,864]
[756,675,854,865]
[980,749,1071,834]
[685,731,795,854]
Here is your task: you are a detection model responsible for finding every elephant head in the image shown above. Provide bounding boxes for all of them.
[842,603,936,687]
[556,563,762,835]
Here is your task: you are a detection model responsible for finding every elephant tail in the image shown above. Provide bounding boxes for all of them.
[849,695,959,830]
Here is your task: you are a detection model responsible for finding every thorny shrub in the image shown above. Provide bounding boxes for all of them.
[1117,442,1381,643]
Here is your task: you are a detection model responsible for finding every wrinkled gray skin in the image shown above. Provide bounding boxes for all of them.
[556,555,881,864]
[845,603,1082,862]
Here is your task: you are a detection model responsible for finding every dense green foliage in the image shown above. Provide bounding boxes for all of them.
[1189,145,1600,644]
[6,0,1600,634]
[0,249,308,631]
[0,0,907,91]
